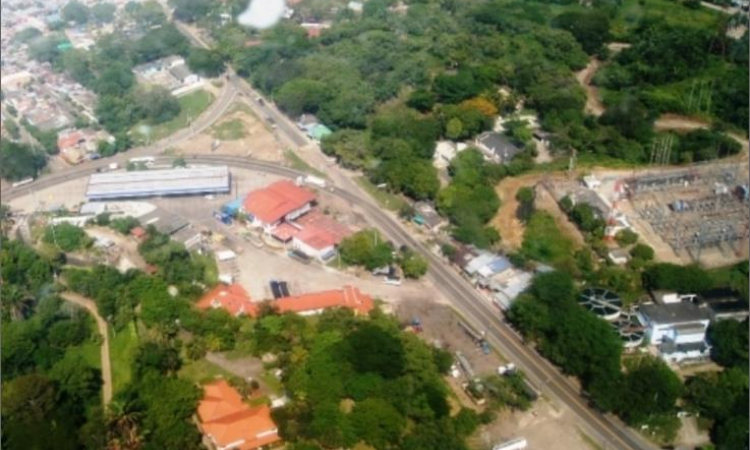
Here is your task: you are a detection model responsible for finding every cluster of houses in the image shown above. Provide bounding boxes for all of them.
[57,127,115,164]
[132,55,204,97]
[223,180,353,262]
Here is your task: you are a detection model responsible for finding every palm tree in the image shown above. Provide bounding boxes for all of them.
[106,400,143,450]
[1,284,34,321]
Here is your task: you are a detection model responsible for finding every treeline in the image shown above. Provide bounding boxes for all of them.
[0,139,47,181]
[509,272,684,443]
[596,20,748,131]
[1,238,103,450]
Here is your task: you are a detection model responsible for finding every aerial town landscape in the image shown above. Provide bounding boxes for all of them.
[0,0,748,449]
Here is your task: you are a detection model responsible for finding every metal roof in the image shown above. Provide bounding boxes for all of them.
[87,167,230,200]
[640,301,710,325]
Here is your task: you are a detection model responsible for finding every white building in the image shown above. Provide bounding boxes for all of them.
[638,293,711,363]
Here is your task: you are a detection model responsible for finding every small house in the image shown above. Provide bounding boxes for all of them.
[475,132,523,164]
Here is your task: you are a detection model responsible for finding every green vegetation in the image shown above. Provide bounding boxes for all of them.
[284,149,328,178]
[110,321,138,394]
[178,358,234,384]
[520,211,574,266]
[43,223,92,252]
[1,239,102,450]
[131,89,214,145]
[0,139,46,181]
[211,118,247,140]
[508,272,685,440]
[355,176,407,212]
[684,368,749,450]
[339,229,393,271]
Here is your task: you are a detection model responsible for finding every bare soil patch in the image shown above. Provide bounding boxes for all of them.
[172,103,284,162]
[491,173,585,251]
[576,58,605,117]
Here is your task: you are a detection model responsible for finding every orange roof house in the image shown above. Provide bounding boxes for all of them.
[197,284,257,317]
[57,130,84,150]
[276,286,374,316]
[198,380,281,450]
[243,180,315,226]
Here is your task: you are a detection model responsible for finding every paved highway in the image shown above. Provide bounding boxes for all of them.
[2,154,655,450]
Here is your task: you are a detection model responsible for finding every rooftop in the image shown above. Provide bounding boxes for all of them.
[476,132,523,163]
[294,211,352,250]
[87,166,230,200]
[640,301,710,325]
[196,284,256,317]
[198,380,281,450]
[276,286,374,316]
[243,180,315,224]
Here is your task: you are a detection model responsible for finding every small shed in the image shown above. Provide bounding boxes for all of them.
[221,198,243,216]
[308,124,333,141]
[608,249,630,265]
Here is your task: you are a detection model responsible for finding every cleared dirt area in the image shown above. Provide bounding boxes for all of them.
[172,103,284,162]
[491,173,585,251]
[576,58,605,117]
[86,226,148,272]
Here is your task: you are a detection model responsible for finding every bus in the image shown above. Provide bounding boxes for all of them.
[11,177,33,188]
[129,156,156,167]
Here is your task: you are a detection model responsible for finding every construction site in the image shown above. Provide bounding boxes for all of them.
[621,162,749,265]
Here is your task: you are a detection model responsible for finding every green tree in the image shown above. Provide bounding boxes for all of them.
[348,323,405,379]
[617,356,682,425]
[708,319,749,369]
[171,0,212,23]
[0,139,46,181]
[276,79,329,117]
[62,0,90,25]
[407,89,436,112]
[615,229,639,246]
[399,251,429,279]
[515,186,535,222]
[1,373,58,424]
[552,10,611,54]
[629,243,654,262]
[49,353,101,405]
[43,223,91,252]
[133,85,181,124]
[351,398,405,449]
[445,118,463,141]
[339,229,393,270]
[186,48,226,77]
[91,2,116,23]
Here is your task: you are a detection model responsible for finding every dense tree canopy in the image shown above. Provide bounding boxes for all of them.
[0,139,46,181]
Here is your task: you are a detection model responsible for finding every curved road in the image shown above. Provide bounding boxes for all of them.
[3,154,656,450]
[60,291,113,405]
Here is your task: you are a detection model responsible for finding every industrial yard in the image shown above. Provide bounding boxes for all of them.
[621,162,749,266]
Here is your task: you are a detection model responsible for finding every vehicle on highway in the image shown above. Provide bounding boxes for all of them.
[11,177,33,188]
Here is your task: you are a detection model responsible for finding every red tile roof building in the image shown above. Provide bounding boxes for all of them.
[196,284,257,317]
[198,380,281,450]
[276,286,374,316]
[292,211,353,260]
[242,181,315,230]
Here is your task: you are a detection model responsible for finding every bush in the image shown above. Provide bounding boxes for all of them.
[43,223,91,252]
[629,243,654,261]
[615,229,639,246]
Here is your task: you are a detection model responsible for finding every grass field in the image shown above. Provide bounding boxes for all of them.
[211,119,247,140]
[110,321,139,394]
[521,211,574,265]
[131,90,215,145]
[355,176,408,212]
[179,358,234,384]
[65,317,102,369]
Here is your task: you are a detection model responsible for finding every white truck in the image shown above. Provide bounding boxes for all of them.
[109,162,119,170]
[304,175,327,188]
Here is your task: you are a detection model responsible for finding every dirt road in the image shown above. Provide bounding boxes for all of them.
[655,114,750,155]
[60,291,113,405]
[576,59,605,117]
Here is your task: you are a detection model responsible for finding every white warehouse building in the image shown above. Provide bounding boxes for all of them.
[86,166,230,200]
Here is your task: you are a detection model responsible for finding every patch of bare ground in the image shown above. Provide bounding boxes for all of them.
[491,173,585,251]
[576,58,605,117]
[171,103,284,162]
